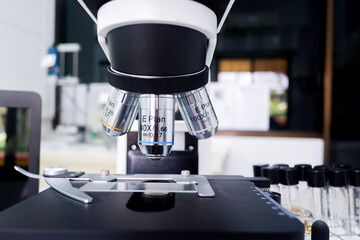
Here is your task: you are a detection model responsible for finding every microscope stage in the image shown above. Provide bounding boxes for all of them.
[0,176,304,240]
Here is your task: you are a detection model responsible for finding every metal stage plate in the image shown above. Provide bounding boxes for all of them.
[80,182,197,193]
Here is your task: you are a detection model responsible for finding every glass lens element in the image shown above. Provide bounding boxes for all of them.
[101,87,139,136]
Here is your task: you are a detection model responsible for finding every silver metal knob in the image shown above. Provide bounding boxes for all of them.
[100,169,110,176]
[181,170,191,177]
[43,166,68,176]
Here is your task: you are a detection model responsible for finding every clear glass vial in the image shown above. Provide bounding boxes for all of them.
[295,164,312,211]
[328,168,350,235]
[261,166,280,193]
[348,169,360,233]
[279,167,299,208]
[306,168,328,222]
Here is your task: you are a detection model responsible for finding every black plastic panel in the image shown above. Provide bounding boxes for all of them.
[0,179,304,239]
[107,24,207,76]
[127,150,198,174]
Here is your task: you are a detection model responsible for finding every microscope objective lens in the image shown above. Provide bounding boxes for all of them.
[175,87,218,139]
[138,94,175,160]
[102,87,139,136]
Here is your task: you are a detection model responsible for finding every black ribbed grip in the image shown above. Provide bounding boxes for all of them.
[107,24,207,76]
[108,67,209,94]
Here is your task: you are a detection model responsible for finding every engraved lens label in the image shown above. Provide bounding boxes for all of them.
[101,87,139,136]
[176,87,218,139]
[139,110,173,144]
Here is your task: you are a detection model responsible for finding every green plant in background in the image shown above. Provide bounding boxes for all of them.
[270,91,288,118]
[0,134,5,150]
[0,107,30,152]
[270,99,288,117]
[0,107,6,150]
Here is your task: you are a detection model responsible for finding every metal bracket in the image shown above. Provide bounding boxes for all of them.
[15,166,215,204]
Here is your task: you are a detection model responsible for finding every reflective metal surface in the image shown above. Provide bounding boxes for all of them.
[80,182,197,193]
[45,178,93,204]
[15,166,216,202]
[14,166,93,204]
[76,174,215,197]
[102,87,139,136]
[43,166,68,176]
[175,87,218,139]
[138,94,175,160]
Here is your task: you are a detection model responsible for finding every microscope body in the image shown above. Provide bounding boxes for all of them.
[78,0,233,160]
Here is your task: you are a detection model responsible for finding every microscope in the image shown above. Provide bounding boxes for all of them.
[11,1,305,239]
[95,0,221,160]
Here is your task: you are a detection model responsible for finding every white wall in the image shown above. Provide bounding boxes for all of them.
[211,136,324,176]
[0,0,55,112]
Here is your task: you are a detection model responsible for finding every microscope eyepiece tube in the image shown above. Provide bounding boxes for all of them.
[138,94,175,160]
[101,87,139,136]
[175,87,218,139]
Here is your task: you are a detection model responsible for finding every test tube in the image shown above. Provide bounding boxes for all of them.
[101,87,139,136]
[279,167,299,208]
[348,169,360,233]
[138,94,175,160]
[306,169,328,222]
[295,164,312,211]
[261,166,280,193]
[175,87,218,139]
[328,168,350,235]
